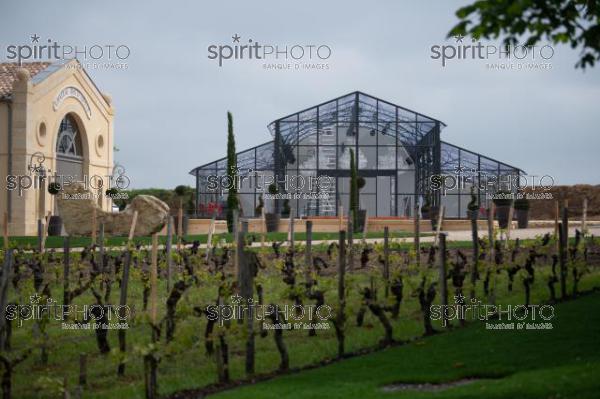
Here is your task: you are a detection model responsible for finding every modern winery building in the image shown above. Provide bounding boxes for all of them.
[190,91,521,219]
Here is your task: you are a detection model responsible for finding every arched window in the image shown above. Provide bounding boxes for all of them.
[56,115,83,158]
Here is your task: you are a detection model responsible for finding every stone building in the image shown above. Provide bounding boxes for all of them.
[0,60,114,235]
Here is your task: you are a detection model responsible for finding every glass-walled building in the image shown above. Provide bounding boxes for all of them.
[190,92,522,219]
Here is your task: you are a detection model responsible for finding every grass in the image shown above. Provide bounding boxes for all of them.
[0,230,426,249]
[210,291,600,399]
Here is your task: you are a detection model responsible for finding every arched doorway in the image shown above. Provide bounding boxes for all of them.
[54,114,84,213]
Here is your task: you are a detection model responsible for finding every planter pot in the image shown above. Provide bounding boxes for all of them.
[495,205,511,229]
[429,206,440,230]
[265,213,280,232]
[515,209,529,229]
[354,209,367,233]
[48,216,62,236]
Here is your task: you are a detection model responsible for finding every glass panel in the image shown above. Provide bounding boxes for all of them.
[378,146,396,169]
[357,147,376,170]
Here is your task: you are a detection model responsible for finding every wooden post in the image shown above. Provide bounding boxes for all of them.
[562,200,569,253]
[238,225,254,376]
[433,205,445,247]
[554,200,559,252]
[37,218,44,253]
[505,205,514,249]
[79,353,87,387]
[150,234,158,324]
[582,198,588,236]
[288,214,294,253]
[177,199,184,248]
[470,213,479,300]
[128,211,138,241]
[63,237,70,306]
[260,208,266,248]
[362,210,369,240]
[558,222,567,299]
[383,226,390,298]
[0,249,13,350]
[233,209,239,280]
[98,224,105,272]
[117,249,131,376]
[439,232,448,327]
[487,203,495,264]
[347,210,353,271]
[2,212,8,250]
[205,214,215,262]
[338,204,344,231]
[91,207,97,244]
[166,216,173,292]
[414,204,421,268]
[305,221,313,280]
[337,230,346,358]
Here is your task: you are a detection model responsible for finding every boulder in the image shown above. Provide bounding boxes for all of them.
[56,183,169,236]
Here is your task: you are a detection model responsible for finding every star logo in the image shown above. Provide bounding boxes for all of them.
[454,34,465,43]
[30,34,40,43]
[454,294,465,304]
[230,294,243,304]
[30,293,42,304]
[232,34,241,43]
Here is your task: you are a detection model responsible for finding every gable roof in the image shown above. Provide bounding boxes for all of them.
[0,62,51,98]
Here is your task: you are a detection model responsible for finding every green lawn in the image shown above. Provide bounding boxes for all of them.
[0,230,425,249]
[211,292,600,399]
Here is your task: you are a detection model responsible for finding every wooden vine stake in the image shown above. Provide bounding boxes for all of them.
[347,212,353,271]
[177,197,183,251]
[166,216,173,292]
[414,204,421,268]
[362,210,369,240]
[117,213,136,376]
[128,211,138,242]
[554,200,559,252]
[260,207,266,248]
[433,205,445,247]
[205,213,216,262]
[505,205,514,250]
[336,230,346,358]
[3,212,8,250]
[91,207,97,245]
[438,233,448,327]
[383,226,390,297]
[145,233,159,399]
[582,198,588,236]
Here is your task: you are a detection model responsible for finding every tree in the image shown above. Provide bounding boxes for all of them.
[349,149,359,229]
[449,0,600,69]
[226,111,239,232]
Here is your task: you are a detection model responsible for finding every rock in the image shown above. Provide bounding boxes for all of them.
[56,183,169,236]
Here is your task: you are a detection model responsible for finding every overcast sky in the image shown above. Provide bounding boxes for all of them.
[1,0,599,189]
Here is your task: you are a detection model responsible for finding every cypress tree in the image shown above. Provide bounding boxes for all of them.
[226,111,238,232]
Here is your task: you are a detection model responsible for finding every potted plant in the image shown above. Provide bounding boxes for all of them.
[174,185,189,235]
[493,190,513,229]
[255,194,264,217]
[421,195,439,230]
[514,197,530,229]
[466,187,479,220]
[47,182,62,236]
[354,176,367,233]
[264,183,280,232]
[281,198,291,218]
